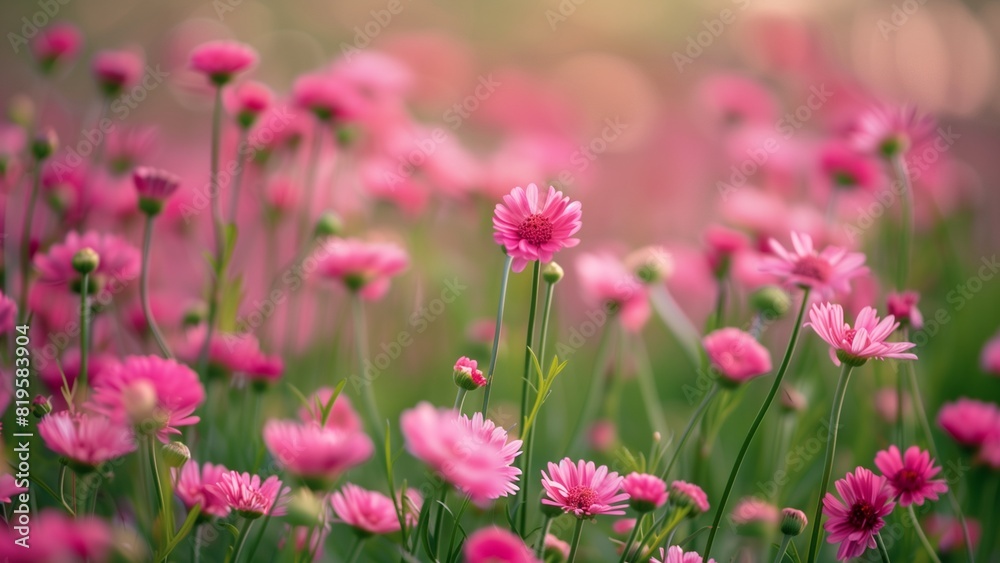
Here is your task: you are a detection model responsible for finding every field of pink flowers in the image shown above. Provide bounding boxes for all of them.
[1,2,999,562]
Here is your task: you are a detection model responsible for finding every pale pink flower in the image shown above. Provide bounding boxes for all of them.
[263,419,373,484]
[543,533,570,560]
[669,480,710,514]
[34,230,140,295]
[651,545,717,563]
[91,49,143,94]
[704,224,750,276]
[298,387,364,433]
[453,356,486,389]
[330,483,401,535]
[540,458,628,519]
[32,23,82,71]
[0,509,111,562]
[0,474,28,503]
[622,472,668,512]
[292,71,365,122]
[886,291,923,330]
[214,471,289,518]
[822,467,896,560]
[851,105,934,159]
[189,40,258,85]
[401,402,522,504]
[924,514,981,553]
[761,232,867,298]
[874,445,948,506]
[696,73,777,128]
[173,460,231,518]
[981,332,1000,376]
[873,387,910,424]
[227,80,273,126]
[588,419,617,453]
[731,497,780,534]
[493,184,582,273]
[133,166,181,202]
[314,238,409,301]
[464,526,538,563]
[937,398,999,447]
[105,125,158,174]
[180,326,282,380]
[38,411,136,469]
[575,252,650,332]
[702,328,772,384]
[981,429,1000,469]
[806,302,917,367]
[328,50,413,103]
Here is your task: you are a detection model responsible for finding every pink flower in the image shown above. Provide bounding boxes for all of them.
[0,291,16,334]
[189,40,258,85]
[89,355,205,441]
[851,105,934,159]
[453,356,486,389]
[702,328,772,385]
[806,303,917,367]
[493,184,582,273]
[704,224,749,276]
[937,398,999,447]
[330,483,401,535]
[263,419,373,485]
[38,411,136,469]
[621,472,668,512]
[298,387,364,433]
[822,466,896,560]
[731,497,780,534]
[464,526,538,563]
[761,232,867,298]
[981,332,1000,376]
[401,402,522,504]
[874,445,948,506]
[214,471,289,518]
[105,125,158,174]
[173,460,231,518]
[34,230,140,296]
[292,72,365,122]
[540,458,629,519]
[0,474,28,503]
[314,238,409,301]
[886,291,923,330]
[924,514,981,553]
[817,141,881,192]
[669,480,710,514]
[133,166,181,202]
[696,73,777,128]
[32,23,82,71]
[91,49,143,94]
[588,419,617,453]
[651,545,717,563]
[0,509,111,562]
[227,80,273,126]
[981,429,1000,469]
[543,533,570,560]
[180,326,282,381]
[575,252,650,332]
[612,518,636,535]
[873,387,910,424]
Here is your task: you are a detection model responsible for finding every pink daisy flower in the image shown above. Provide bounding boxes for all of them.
[669,480,710,514]
[850,105,934,159]
[761,232,867,298]
[817,141,882,193]
[702,327,772,385]
[34,230,140,296]
[731,497,780,536]
[464,526,538,563]
[543,533,570,560]
[886,291,923,330]
[651,545,717,563]
[31,23,82,72]
[179,326,282,381]
[173,460,232,518]
[88,355,205,442]
[292,71,365,122]
[0,474,28,503]
[314,238,409,301]
[621,472,668,513]
[453,356,486,390]
[401,402,522,504]
[133,166,181,204]
[189,40,258,85]
[873,445,948,506]
[540,458,628,519]
[298,387,364,432]
[493,183,582,273]
[91,49,143,95]
[575,252,650,332]
[937,398,999,447]
[227,80,273,127]
[38,411,136,470]
[214,471,289,519]
[822,467,896,560]
[981,332,1000,376]
[262,419,373,486]
[806,302,917,367]
[330,483,401,536]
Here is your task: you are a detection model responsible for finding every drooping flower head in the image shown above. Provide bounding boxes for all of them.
[262,419,373,487]
[172,460,231,518]
[38,411,136,471]
[314,238,409,301]
[575,252,649,332]
[937,398,999,447]
[873,445,948,507]
[621,472,668,513]
[464,526,538,563]
[493,184,582,273]
[213,471,288,519]
[806,302,917,367]
[669,480,710,514]
[34,230,140,296]
[702,328,772,385]
[330,483,401,536]
[761,232,867,298]
[886,291,923,330]
[822,466,896,560]
[650,545,717,563]
[32,23,82,73]
[453,356,486,390]
[851,105,934,159]
[189,40,258,86]
[540,458,629,519]
[401,403,522,504]
[91,49,144,97]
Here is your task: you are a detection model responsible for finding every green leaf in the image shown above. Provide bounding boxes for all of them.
[286,382,312,411]
[319,379,347,427]
[155,504,202,562]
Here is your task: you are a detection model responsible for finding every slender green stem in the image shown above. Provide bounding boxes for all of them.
[194,524,203,563]
[567,324,615,455]
[567,518,585,563]
[227,127,250,225]
[891,155,913,290]
[537,280,556,368]
[649,284,701,368]
[518,261,541,536]
[908,504,942,563]
[711,276,727,331]
[140,215,172,358]
[704,288,811,560]
[197,86,226,376]
[805,363,856,563]
[78,273,91,394]
[875,532,892,563]
[18,161,43,323]
[662,384,719,480]
[231,517,254,563]
[147,436,172,543]
[351,295,380,434]
[773,534,792,563]
[445,495,471,561]
[481,255,514,415]
[633,337,669,439]
[618,513,644,563]
[433,485,449,559]
[346,536,365,563]
[535,515,553,558]
[896,367,905,447]
[58,466,75,516]
[453,388,467,412]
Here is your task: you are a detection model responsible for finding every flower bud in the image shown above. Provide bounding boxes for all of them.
[750,286,790,320]
[31,395,52,418]
[542,262,564,284]
[182,304,206,327]
[8,95,35,128]
[162,442,191,469]
[453,356,486,391]
[779,385,807,413]
[32,128,58,161]
[285,488,325,527]
[780,507,808,536]
[313,211,343,238]
[72,248,100,275]
[626,245,673,284]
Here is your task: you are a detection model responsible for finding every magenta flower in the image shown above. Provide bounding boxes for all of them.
[89,355,205,441]
[806,302,917,367]
[401,402,522,504]
[38,411,136,470]
[703,327,772,385]
[31,23,82,72]
[937,398,999,447]
[540,458,628,519]
[981,332,1000,376]
[189,40,258,85]
[493,183,582,273]
[173,460,231,518]
[464,526,538,563]
[453,356,486,390]
[262,420,373,485]
[91,49,143,95]
[214,471,289,519]
[873,445,948,507]
[314,238,409,301]
[0,509,111,562]
[0,291,16,334]
[669,480,710,514]
[292,71,365,122]
[180,326,282,381]
[34,230,140,295]
[822,467,896,560]
[621,472,668,512]
[817,141,882,192]
[924,514,982,554]
[886,291,923,330]
[575,252,650,332]
[761,232,867,298]
[298,387,364,433]
[0,474,28,503]
[227,80,272,126]
[133,166,181,202]
[851,104,934,159]
[651,545,717,563]
[330,483,401,536]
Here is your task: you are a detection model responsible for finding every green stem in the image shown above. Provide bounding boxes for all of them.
[346,536,365,563]
[891,155,913,290]
[567,518,585,563]
[231,517,254,563]
[351,295,380,434]
[805,363,856,563]
[140,215,172,358]
[78,273,91,395]
[711,276,727,331]
[147,436,172,544]
[875,532,892,563]
[433,486,448,559]
[518,261,541,536]
[567,324,615,455]
[535,515,553,559]
[480,254,514,415]
[896,366,905,448]
[633,337,669,439]
[773,534,792,563]
[537,280,556,368]
[908,504,942,563]
[704,288,811,560]
[662,384,719,480]
[649,284,701,368]
[18,160,43,323]
[227,127,250,225]
[197,85,226,376]
[58,466,75,516]
[618,513,644,563]
[453,388,467,412]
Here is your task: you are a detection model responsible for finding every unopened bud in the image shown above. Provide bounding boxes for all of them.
[72,248,100,275]
[285,488,324,527]
[162,442,191,469]
[314,211,343,238]
[32,395,52,418]
[750,286,790,319]
[780,508,808,536]
[542,262,564,284]
[626,246,673,284]
[32,128,58,161]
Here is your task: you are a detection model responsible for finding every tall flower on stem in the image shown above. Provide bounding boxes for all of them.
[214,470,288,562]
[821,467,896,561]
[133,166,180,358]
[540,458,628,562]
[18,129,57,324]
[875,445,948,563]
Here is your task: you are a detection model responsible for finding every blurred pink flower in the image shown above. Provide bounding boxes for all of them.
[298,387,364,433]
[702,328,772,385]
[34,230,140,296]
[227,80,273,126]
[981,430,1000,469]
[292,72,365,122]
[588,419,617,453]
[873,387,910,425]
[575,252,650,333]
[0,509,111,562]
[189,40,257,85]
[851,105,934,159]
[981,332,1000,376]
[806,303,916,367]
[92,49,144,95]
[731,497,779,526]
[133,166,181,203]
[0,474,28,503]
[612,518,636,535]
[543,533,570,560]
[173,460,231,518]
[32,22,82,71]
[214,471,289,518]
[669,480,710,514]
[696,73,777,129]
[105,125,158,175]
[817,141,881,193]
[38,411,136,469]
[314,238,409,301]
[329,50,413,103]
[704,224,749,276]
[493,184,582,273]
[263,419,373,484]
[762,232,867,298]
[651,545,716,563]
[464,526,538,563]
[540,458,628,519]
[874,445,947,506]
[886,291,923,330]
[937,398,999,447]
[924,514,981,554]
[180,326,282,381]
[822,467,896,560]
[330,483,401,535]
[0,291,16,334]
[622,472,668,512]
